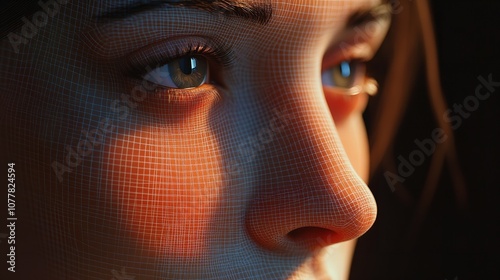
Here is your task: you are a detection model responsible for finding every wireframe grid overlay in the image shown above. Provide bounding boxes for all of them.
[0,0,390,279]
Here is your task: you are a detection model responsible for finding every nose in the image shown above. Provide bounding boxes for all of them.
[244,96,377,253]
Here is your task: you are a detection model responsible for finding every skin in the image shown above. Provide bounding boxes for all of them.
[0,0,390,279]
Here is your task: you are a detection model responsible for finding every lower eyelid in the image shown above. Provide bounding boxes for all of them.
[324,85,363,96]
[152,84,214,100]
[323,86,369,120]
[122,80,223,120]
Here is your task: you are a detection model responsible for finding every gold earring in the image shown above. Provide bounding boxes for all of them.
[364,78,378,96]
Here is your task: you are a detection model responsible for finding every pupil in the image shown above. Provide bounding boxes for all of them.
[179,57,196,75]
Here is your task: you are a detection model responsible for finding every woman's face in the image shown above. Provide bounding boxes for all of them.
[1,0,391,278]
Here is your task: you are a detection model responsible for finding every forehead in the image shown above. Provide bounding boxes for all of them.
[77,0,388,64]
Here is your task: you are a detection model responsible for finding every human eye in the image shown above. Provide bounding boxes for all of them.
[322,60,364,89]
[321,60,377,96]
[127,40,233,93]
[143,55,209,89]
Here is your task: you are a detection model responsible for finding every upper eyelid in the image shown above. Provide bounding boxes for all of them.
[338,3,393,44]
[321,43,373,73]
[323,11,392,68]
[343,15,391,44]
[82,19,235,60]
[346,3,393,29]
[123,37,235,76]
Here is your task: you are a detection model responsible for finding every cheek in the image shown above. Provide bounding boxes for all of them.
[104,127,223,258]
[325,89,368,122]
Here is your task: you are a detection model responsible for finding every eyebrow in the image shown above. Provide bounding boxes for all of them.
[95,0,273,25]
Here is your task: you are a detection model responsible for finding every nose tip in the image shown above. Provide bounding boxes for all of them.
[243,103,377,253]
[245,179,377,252]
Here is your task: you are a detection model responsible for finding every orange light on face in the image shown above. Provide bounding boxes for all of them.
[104,125,223,259]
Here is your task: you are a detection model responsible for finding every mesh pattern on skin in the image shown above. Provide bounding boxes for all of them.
[0,0,382,279]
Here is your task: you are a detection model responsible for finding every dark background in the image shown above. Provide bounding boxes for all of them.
[1,1,498,279]
[353,1,500,280]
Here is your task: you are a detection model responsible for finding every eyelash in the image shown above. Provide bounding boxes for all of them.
[127,41,234,82]
[126,40,372,97]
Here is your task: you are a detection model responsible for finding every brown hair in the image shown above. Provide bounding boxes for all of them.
[368,0,467,239]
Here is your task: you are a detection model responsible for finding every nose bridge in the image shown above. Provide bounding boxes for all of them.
[244,88,377,252]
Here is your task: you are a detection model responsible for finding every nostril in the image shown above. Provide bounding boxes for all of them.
[287,227,339,250]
